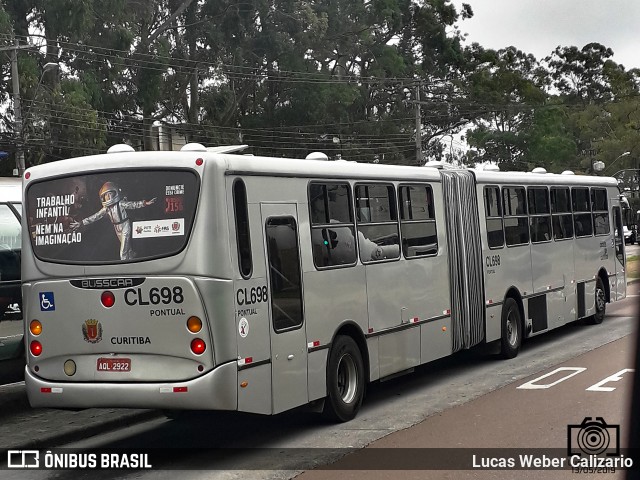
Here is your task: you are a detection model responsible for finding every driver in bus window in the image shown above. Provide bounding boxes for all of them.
[71,182,156,260]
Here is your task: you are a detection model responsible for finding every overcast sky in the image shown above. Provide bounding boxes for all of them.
[451,0,640,70]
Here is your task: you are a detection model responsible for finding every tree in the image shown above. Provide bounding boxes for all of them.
[461,46,548,171]
[546,43,615,105]
[546,44,639,174]
[5,0,634,177]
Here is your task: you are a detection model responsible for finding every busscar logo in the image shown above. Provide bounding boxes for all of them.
[70,277,145,289]
[7,450,39,468]
[567,417,620,457]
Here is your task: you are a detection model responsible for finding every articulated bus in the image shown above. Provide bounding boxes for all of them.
[21,144,626,421]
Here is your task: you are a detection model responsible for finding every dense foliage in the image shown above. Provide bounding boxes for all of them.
[0,0,638,181]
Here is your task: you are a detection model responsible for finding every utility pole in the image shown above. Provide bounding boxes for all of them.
[415,82,422,165]
[10,39,24,176]
[1,38,34,177]
[414,81,424,165]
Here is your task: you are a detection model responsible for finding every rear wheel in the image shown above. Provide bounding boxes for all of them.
[323,335,365,422]
[500,298,522,359]
[585,277,606,325]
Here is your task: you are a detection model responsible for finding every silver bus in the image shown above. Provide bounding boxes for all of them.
[21,145,626,421]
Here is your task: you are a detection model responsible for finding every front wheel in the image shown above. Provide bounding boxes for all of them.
[500,298,522,359]
[585,277,606,325]
[323,335,365,422]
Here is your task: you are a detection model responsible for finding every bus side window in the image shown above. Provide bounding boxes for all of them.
[233,179,252,278]
[551,187,574,240]
[572,187,593,237]
[355,184,400,263]
[484,186,504,248]
[398,184,438,258]
[503,186,529,246]
[308,182,357,269]
[528,187,551,243]
[591,188,610,236]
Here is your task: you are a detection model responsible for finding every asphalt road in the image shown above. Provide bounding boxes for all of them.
[2,284,637,480]
[298,335,636,480]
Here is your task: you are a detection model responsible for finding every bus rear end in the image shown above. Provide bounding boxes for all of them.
[22,162,237,410]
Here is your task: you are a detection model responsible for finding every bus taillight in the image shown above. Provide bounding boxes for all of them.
[30,320,42,335]
[187,316,202,333]
[30,341,43,356]
[190,338,206,355]
[101,291,116,308]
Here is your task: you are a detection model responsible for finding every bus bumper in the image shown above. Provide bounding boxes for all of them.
[25,361,238,410]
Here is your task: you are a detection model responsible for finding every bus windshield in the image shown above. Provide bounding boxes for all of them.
[26,169,199,264]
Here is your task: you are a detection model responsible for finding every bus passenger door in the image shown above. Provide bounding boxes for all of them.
[612,205,626,300]
[261,204,308,414]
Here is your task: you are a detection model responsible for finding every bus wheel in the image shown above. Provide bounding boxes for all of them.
[585,277,606,325]
[323,335,364,422]
[500,298,521,359]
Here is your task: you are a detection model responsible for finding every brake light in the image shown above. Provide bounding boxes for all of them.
[30,341,42,356]
[30,320,42,335]
[190,338,206,355]
[101,291,115,308]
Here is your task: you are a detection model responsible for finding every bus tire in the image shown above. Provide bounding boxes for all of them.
[585,277,606,325]
[500,298,521,359]
[323,335,365,422]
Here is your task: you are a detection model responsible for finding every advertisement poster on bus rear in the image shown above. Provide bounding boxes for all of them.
[26,170,198,263]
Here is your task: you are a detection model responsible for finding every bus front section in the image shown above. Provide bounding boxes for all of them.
[23,165,237,410]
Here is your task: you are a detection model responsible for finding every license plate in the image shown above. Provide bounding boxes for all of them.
[97,358,131,372]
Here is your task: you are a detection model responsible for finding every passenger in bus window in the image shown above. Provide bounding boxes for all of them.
[318,224,356,266]
[358,230,383,260]
[326,219,398,261]
[70,182,156,260]
[357,229,400,261]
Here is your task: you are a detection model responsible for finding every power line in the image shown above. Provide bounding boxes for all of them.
[1,33,425,86]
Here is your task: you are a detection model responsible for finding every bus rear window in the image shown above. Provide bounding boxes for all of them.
[26,169,199,264]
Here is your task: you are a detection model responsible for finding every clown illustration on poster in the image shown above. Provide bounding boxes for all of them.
[27,170,197,263]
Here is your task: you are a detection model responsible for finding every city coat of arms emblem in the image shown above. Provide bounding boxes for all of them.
[82,319,103,344]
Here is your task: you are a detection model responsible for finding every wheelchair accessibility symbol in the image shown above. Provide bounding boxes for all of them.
[40,292,55,311]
